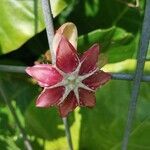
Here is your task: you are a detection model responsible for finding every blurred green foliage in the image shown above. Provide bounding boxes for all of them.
[1,0,150,150]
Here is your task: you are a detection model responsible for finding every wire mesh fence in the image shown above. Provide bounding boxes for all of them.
[0,0,150,150]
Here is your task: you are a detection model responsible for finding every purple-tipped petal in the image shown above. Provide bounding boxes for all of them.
[79,44,99,75]
[58,91,77,117]
[79,88,96,107]
[26,64,63,87]
[82,71,111,90]
[56,36,79,73]
[36,87,65,107]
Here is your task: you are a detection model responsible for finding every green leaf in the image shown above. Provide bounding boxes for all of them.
[0,136,20,150]
[0,71,40,128]
[50,0,67,17]
[25,103,65,139]
[0,72,48,149]
[0,0,67,54]
[102,59,150,73]
[78,26,137,63]
[77,80,150,150]
[67,0,143,35]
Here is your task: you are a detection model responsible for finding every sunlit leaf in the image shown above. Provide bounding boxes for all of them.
[78,26,137,63]
[0,0,68,54]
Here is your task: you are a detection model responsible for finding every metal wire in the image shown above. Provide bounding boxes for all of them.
[122,1,150,149]
[41,0,55,64]
[0,65,150,82]
[0,65,26,73]
[112,73,150,82]
[41,0,73,149]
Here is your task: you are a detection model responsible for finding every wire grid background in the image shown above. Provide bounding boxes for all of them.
[0,0,150,150]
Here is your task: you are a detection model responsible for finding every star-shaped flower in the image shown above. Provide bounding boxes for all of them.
[26,23,111,117]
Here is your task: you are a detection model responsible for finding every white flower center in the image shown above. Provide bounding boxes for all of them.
[46,63,98,104]
[65,75,79,90]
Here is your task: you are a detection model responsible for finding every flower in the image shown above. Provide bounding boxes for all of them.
[26,23,111,117]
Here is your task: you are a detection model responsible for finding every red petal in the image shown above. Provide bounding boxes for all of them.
[79,44,99,75]
[58,91,77,117]
[26,64,63,87]
[56,36,79,73]
[79,88,96,107]
[36,87,64,107]
[82,71,111,90]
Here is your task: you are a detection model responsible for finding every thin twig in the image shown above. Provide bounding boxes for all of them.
[122,1,150,150]
[0,80,32,150]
